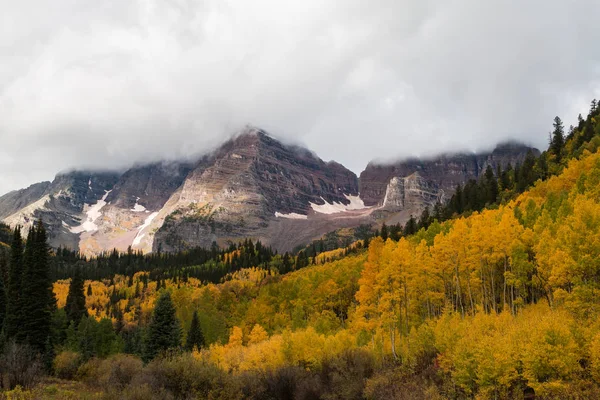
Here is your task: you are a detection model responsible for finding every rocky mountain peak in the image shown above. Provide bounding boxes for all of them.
[360,142,538,207]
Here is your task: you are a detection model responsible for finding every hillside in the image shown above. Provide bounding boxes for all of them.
[32,120,600,398]
[2,104,598,399]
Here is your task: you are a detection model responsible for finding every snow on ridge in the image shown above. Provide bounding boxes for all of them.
[275,211,308,220]
[310,194,368,215]
[70,190,112,234]
[132,212,159,246]
[131,197,147,212]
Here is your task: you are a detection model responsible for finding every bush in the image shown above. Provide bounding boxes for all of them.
[364,367,444,400]
[142,352,224,399]
[96,354,143,391]
[53,351,82,379]
[75,357,102,385]
[318,349,375,399]
[75,354,143,392]
[0,340,44,390]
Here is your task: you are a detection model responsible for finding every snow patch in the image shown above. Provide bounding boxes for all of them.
[132,212,159,246]
[343,194,367,210]
[275,211,308,220]
[70,190,111,234]
[310,194,368,215]
[131,197,146,212]
[88,178,92,190]
[231,153,243,159]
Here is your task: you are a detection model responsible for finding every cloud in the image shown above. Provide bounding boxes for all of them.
[1,0,600,194]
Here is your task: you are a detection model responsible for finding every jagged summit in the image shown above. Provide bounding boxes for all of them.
[0,131,539,254]
[359,142,538,207]
[0,128,361,254]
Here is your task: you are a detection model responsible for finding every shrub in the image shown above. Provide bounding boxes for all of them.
[75,354,143,392]
[142,352,224,399]
[318,348,375,399]
[75,357,102,385]
[0,340,44,390]
[96,354,143,391]
[53,351,81,379]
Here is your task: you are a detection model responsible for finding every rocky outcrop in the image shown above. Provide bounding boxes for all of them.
[105,162,193,211]
[0,127,363,254]
[0,131,540,255]
[151,128,360,252]
[0,182,51,219]
[359,142,538,206]
[382,172,444,211]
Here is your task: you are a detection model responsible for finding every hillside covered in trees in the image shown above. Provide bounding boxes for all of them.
[2,102,600,399]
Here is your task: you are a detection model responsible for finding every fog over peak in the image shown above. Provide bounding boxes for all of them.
[1,0,600,195]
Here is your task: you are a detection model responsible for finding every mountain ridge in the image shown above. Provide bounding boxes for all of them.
[0,128,537,254]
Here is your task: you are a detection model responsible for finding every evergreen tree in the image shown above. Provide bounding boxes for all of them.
[65,268,88,324]
[483,165,499,204]
[380,223,388,241]
[4,227,23,339]
[87,283,93,297]
[0,252,6,332]
[418,207,432,229]
[144,291,181,361]
[500,164,513,191]
[185,310,205,351]
[550,116,565,163]
[403,215,418,236]
[21,221,55,354]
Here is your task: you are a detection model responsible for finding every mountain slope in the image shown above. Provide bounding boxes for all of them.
[360,141,538,207]
[147,128,364,252]
[0,129,539,255]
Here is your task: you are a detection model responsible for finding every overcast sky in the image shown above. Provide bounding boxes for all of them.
[2,0,600,195]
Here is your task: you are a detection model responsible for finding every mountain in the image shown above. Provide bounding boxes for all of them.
[359,141,539,207]
[0,128,370,254]
[147,128,364,253]
[0,130,537,255]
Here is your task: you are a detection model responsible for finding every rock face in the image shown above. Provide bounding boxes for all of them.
[0,171,120,249]
[359,142,539,207]
[0,131,539,255]
[150,128,360,252]
[0,127,363,254]
[382,173,445,211]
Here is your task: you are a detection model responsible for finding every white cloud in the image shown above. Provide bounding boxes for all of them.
[1,0,600,194]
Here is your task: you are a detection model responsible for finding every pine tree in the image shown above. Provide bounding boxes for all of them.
[418,207,432,229]
[484,165,499,204]
[87,283,92,297]
[403,215,418,236]
[4,227,23,339]
[550,116,565,163]
[0,252,6,332]
[380,223,388,241]
[65,269,88,324]
[21,221,55,353]
[185,310,205,351]
[144,291,181,361]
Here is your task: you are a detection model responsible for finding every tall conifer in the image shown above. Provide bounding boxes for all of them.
[185,310,205,351]
[21,221,55,353]
[65,268,88,324]
[4,227,23,339]
[144,291,181,361]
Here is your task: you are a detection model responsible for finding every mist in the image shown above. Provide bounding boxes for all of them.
[1,0,600,194]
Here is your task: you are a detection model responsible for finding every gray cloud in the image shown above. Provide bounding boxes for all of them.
[2,0,600,194]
